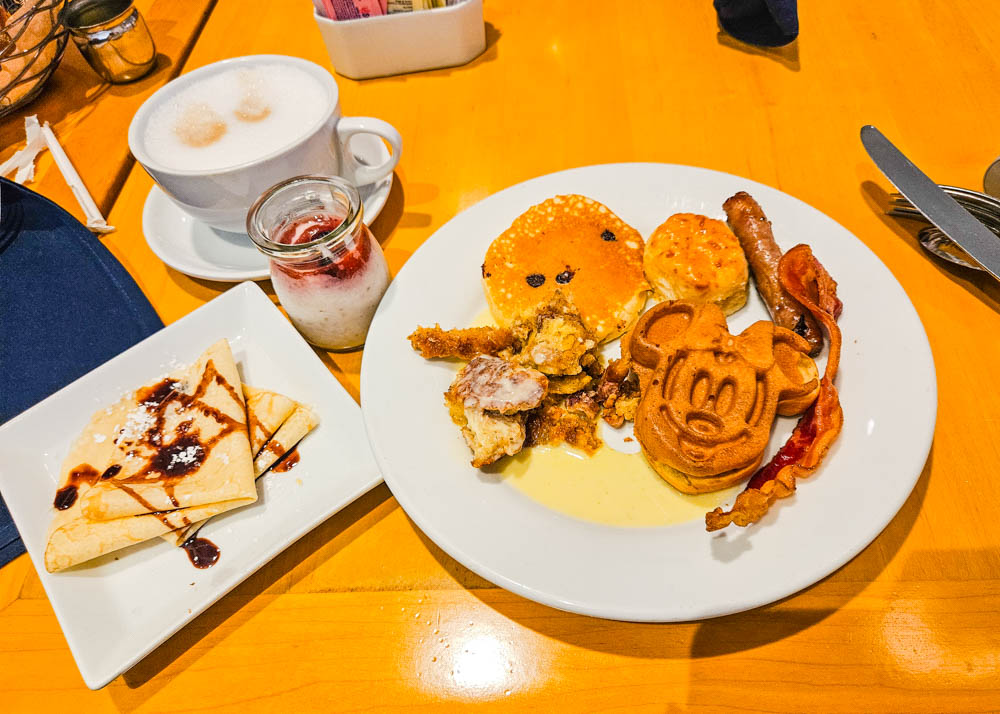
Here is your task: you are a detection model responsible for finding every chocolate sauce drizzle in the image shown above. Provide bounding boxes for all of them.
[52,360,244,565]
[181,535,220,568]
[52,464,100,510]
[271,446,300,473]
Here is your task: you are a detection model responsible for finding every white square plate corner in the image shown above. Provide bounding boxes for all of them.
[0,281,382,688]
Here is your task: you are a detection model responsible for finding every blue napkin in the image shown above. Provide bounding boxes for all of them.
[0,178,163,567]
[715,0,799,47]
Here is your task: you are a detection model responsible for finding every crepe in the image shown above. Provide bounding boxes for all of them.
[243,384,297,455]
[162,402,318,546]
[77,340,256,520]
[251,404,318,477]
[44,340,257,572]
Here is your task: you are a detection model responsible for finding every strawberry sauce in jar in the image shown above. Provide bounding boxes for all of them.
[247,176,390,350]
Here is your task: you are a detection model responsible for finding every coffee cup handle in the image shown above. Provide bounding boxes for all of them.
[336,117,402,187]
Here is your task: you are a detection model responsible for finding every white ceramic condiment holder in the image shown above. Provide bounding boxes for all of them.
[314,0,485,80]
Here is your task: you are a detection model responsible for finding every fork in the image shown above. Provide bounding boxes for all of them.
[885,184,1000,271]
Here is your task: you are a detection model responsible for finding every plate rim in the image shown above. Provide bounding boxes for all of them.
[360,161,938,622]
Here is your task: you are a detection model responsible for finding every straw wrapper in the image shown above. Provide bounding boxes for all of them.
[0,115,114,233]
[0,115,47,183]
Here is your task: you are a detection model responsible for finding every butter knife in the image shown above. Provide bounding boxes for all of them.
[861,125,1000,282]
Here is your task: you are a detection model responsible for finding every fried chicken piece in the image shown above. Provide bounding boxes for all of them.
[510,291,598,376]
[548,373,594,395]
[564,389,601,420]
[595,357,640,427]
[525,400,603,454]
[445,355,548,467]
[408,325,516,360]
[448,355,547,415]
[446,397,527,468]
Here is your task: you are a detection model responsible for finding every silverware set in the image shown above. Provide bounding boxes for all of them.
[886,185,1000,271]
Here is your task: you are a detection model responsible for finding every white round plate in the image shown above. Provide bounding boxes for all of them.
[361,163,937,622]
[142,133,395,282]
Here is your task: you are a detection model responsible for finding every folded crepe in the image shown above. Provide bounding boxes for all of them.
[243,384,297,455]
[44,339,257,572]
[162,396,318,547]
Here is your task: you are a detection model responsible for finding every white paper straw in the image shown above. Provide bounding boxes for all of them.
[39,122,115,234]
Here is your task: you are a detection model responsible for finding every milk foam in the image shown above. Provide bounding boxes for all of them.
[142,64,328,171]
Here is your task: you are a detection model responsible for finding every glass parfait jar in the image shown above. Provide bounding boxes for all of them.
[247,175,390,351]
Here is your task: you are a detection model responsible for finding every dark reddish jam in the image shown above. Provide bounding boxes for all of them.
[181,535,220,569]
[271,447,300,473]
[271,212,371,280]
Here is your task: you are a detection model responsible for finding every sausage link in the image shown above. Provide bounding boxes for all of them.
[723,192,823,355]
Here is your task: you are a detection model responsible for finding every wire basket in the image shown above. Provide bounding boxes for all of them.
[0,0,68,119]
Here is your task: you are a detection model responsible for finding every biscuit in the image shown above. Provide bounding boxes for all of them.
[482,195,649,343]
[643,213,748,315]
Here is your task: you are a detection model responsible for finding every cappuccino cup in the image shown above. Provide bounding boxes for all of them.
[128,55,401,233]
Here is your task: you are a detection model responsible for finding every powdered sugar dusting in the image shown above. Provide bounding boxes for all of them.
[118,405,155,442]
[168,445,201,470]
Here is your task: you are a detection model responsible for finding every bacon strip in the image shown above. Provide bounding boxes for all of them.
[705,245,844,531]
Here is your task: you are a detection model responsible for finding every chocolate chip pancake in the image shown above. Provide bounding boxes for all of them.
[482,195,649,343]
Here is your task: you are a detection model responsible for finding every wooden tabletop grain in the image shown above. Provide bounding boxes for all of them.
[0,0,215,221]
[3,0,1000,710]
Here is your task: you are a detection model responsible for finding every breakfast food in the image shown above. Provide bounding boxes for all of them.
[643,213,748,315]
[244,384,298,455]
[706,244,843,530]
[249,180,392,351]
[45,340,256,571]
[723,192,823,355]
[142,64,328,171]
[165,397,318,547]
[482,195,649,342]
[410,187,845,531]
[412,292,607,466]
[408,325,515,360]
[45,341,317,571]
[445,355,547,467]
[627,301,819,494]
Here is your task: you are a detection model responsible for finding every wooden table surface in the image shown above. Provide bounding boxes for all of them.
[0,0,215,222]
[3,0,1000,710]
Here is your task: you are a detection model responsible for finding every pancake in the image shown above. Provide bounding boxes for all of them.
[643,213,748,315]
[44,339,257,572]
[482,195,649,342]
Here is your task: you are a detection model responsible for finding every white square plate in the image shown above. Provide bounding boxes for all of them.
[0,281,382,688]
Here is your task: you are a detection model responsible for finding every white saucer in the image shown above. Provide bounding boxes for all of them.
[142,133,395,282]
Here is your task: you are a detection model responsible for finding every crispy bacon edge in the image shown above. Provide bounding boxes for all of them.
[705,244,844,531]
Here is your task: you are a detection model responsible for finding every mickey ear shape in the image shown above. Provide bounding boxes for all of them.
[629,302,696,368]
